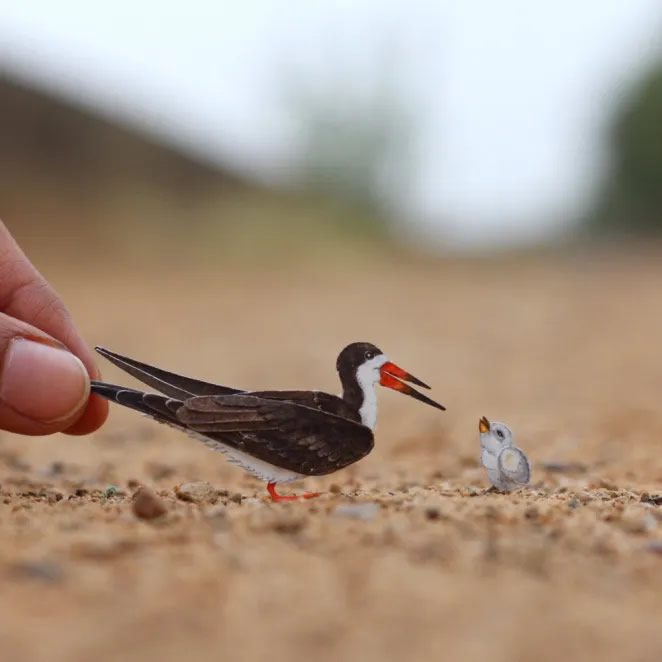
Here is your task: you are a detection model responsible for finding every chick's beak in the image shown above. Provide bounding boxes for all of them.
[479,416,491,434]
[379,361,445,411]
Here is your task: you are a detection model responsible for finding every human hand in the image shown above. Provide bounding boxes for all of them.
[0,220,108,435]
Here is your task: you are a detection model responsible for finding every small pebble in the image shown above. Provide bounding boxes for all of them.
[273,518,306,535]
[40,461,66,477]
[132,487,168,520]
[175,481,216,504]
[640,493,662,506]
[425,506,441,520]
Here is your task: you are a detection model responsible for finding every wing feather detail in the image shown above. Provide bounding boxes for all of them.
[91,383,374,476]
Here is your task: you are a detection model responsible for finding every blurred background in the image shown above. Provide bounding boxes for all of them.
[2,0,662,262]
[2,3,662,662]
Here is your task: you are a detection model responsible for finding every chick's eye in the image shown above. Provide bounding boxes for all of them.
[496,430,505,439]
[364,350,374,360]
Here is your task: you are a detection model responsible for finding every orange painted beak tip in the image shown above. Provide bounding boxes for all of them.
[479,416,490,434]
[379,363,445,411]
[380,361,430,389]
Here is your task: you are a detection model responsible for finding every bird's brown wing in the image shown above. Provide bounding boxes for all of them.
[94,349,359,422]
[248,390,362,423]
[90,384,373,476]
[177,394,374,475]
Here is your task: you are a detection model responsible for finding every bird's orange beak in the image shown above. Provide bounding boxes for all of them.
[379,362,445,411]
[479,416,491,434]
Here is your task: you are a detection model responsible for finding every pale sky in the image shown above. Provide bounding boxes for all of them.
[1,1,661,246]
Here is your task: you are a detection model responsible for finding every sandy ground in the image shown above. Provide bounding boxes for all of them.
[1,247,661,662]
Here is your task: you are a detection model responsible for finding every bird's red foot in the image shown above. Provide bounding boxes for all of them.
[267,482,321,502]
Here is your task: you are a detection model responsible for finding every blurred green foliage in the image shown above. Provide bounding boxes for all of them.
[588,58,662,233]
[290,89,413,223]
[283,59,419,238]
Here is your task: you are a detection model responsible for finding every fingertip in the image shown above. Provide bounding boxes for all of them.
[82,354,102,381]
[62,351,107,435]
[67,342,102,382]
[0,338,91,424]
[62,393,109,436]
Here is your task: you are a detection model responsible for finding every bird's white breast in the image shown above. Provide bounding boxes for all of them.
[355,354,389,430]
[358,387,378,430]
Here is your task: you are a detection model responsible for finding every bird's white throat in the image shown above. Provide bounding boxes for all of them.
[356,354,389,430]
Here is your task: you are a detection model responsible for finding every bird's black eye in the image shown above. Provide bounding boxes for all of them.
[496,429,505,439]
[364,350,375,360]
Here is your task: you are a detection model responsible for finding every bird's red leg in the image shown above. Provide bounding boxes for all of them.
[267,482,299,502]
[267,482,321,502]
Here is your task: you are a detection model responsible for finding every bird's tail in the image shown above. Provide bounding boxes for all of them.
[91,380,183,424]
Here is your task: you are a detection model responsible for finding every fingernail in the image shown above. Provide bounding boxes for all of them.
[1,338,90,423]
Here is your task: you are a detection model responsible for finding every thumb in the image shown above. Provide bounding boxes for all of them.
[0,314,91,435]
